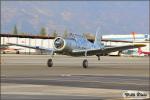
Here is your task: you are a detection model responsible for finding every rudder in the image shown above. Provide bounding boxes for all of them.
[94,27,102,47]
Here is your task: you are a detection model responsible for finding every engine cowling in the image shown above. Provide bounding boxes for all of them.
[53,37,66,51]
[53,37,77,52]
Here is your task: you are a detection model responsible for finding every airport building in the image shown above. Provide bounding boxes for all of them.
[0,33,149,56]
[102,34,149,42]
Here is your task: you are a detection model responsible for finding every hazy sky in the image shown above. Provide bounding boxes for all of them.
[1,1,149,35]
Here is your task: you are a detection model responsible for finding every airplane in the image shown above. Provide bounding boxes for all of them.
[0,44,9,49]
[138,47,150,56]
[0,44,21,54]
[7,29,146,68]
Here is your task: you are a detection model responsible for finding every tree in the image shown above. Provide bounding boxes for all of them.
[51,30,57,37]
[39,27,47,36]
[20,32,26,35]
[13,25,18,35]
[63,29,68,38]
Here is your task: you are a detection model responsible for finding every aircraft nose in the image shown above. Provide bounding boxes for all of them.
[54,37,65,49]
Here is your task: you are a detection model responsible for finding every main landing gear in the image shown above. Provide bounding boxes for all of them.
[83,59,88,68]
[47,51,54,67]
[47,59,53,67]
[47,58,89,68]
[82,51,88,68]
[47,51,90,68]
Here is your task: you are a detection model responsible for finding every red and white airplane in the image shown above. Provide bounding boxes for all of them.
[138,47,150,56]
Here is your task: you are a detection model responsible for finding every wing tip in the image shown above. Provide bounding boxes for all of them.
[134,44,146,47]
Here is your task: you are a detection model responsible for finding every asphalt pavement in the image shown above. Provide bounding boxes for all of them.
[1,54,149,100]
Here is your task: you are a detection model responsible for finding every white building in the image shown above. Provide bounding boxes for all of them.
[102,34,149,42]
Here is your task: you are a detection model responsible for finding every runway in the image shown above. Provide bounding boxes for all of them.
[1,54,150,100]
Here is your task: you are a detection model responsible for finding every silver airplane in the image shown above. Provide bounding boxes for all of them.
[7,30,145,68]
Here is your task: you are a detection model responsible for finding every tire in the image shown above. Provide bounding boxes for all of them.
[47,59,53,67]
[16,51,20,54]
[83,59,88,68]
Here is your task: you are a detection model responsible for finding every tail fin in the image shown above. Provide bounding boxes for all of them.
[94,28,102,46]
[138,48,142,54]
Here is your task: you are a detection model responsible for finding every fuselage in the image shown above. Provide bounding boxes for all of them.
[141,51,150,55]
[53,36,104,56]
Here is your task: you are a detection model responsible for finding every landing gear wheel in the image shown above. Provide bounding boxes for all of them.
[16,51,20,54]
[47,59,53,67]
[83,59,88,68]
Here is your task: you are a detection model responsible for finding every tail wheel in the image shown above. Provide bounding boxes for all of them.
[47,59,53,67]
[83,59,88,68]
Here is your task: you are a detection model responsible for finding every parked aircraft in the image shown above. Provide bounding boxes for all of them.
[0,44,20,54]
[0,44,9,49]
[7,29,145,68]
[138,47,150,56]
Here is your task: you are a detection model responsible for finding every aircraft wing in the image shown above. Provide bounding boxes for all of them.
[72,44,146,56]
[0,44,13,49]
[7,43,54,52]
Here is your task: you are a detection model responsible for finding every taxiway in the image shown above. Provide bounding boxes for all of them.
[1,54,149,100]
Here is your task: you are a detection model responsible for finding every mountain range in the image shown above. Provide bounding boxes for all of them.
[1,1,149,35]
